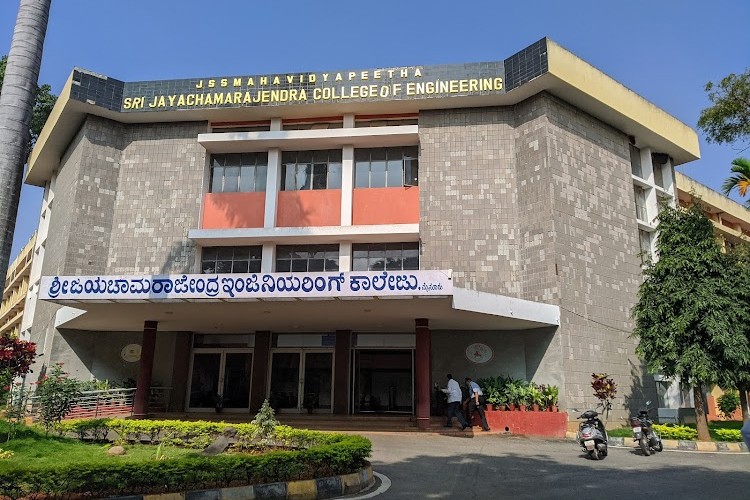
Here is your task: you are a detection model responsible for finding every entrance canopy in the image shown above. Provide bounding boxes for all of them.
[40,271,559,332]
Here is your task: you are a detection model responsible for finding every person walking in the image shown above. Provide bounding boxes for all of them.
[463,377,490,431]
[441,374,470,429]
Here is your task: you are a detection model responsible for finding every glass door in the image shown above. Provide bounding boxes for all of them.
[187,349,253,411]
[269,350,333,413]
[353,349,414,414]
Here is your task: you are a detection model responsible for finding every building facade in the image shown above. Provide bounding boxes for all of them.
[24,38,699,424]
[0,233,35,338]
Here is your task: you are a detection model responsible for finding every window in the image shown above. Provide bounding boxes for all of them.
[281,150,342,190]
[638,230,652,265]
[355,118,418,128]
[653,164,665,189]
[634,186,647,222]
[352,242,419,271]
[201,246,262,274]
[355,146,419,188]
[629,144,642,178]
[210,153,268,193]
[276,245,339,272]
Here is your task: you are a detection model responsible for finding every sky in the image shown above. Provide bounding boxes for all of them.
[1,0,748,261]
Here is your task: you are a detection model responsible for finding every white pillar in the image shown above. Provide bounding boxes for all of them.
[261,244,275,273]
[339,242,352,271]
[264,148,281,228]
[341,146,354,227]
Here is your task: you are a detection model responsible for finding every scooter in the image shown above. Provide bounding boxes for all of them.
[630,400,663,456]
[575,406,608,460]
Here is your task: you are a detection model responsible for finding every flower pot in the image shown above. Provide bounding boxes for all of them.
[549,405,559,412]
[508,404,517,411]
[518,405,527,412]
[531,404,540,412]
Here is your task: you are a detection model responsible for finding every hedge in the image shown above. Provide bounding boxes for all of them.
[714,428,743,442]
[56,418,335,450]
[652,424,698,440]
[0,430,371,498]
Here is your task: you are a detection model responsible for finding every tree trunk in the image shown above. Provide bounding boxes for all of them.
[739,383,750,422]
[0,0,52,292]
[693,383,711,441]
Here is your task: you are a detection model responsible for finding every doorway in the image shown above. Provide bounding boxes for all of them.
[187,349,253,412]
[268,350,334,413]
[353,349,414,413]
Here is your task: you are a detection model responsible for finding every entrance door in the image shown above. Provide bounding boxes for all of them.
[353,349,414,413]
[269,350,333,413]
[188,349,253,411]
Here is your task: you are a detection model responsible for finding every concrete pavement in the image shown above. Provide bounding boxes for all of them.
[345,432,750,499]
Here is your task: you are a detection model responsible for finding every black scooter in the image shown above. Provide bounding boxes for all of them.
[630,400,663,456]
[574,406,608,460]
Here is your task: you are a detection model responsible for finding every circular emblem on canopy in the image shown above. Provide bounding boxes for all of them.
[465,343,493,364]
[121,344,142,363]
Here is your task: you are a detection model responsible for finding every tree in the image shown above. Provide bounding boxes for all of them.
[721,244,750,420]
[0,55,56,151]
[0,0,53,294]
[697,68,750,146]
[632,203,750,440]
[721,157,750,208]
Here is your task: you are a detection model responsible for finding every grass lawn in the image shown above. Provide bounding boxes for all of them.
[0,422,198,471]
[607,420,743,441]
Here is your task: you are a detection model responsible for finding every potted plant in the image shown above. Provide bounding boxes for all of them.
[528,383,544,411]
[303,393,318,414]
[543,385,559,412]
[506,380,521,411]
[214,393,229,413]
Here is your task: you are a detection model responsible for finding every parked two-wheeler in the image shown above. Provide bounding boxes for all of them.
[574,406,608,460]
[630,400,663,456]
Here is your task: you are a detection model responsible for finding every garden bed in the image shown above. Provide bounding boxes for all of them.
[0,419,372,499]
[606,420,744,442]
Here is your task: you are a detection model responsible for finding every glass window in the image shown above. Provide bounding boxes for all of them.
[275,244,339,273]
[209,153,268,193]
[281,150,342,190]
[351,242,420,271]
[630,144,642,178]
[653,164,665,189]
[634,186,647,222]
[354,146,420,188]
[201,246,262,274]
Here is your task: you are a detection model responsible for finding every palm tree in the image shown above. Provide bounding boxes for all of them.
[0,0,52,292]
[722,157,750,208]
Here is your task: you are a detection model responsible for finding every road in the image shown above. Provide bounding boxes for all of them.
[345,432,750,499]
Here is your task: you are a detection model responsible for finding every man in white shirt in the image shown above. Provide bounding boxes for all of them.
[441,374,469,429]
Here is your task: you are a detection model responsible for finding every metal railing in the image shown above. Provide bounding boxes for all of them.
[27,386,173,420]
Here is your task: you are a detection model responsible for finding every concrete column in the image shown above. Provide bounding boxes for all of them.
[339,242,352,272]
[341,145,354,227]
[333,330,352,414]
[134,321,158,416]
[250,331,272,412]
[261,244,275,273]
[264,148,281,228]
[415,318,431,429]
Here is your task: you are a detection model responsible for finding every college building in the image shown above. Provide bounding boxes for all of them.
[22,38,700,426]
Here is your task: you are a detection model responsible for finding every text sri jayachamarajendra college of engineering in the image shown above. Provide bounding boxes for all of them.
[21,38,700,429]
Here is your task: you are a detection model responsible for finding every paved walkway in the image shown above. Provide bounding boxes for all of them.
[344,432,750,499]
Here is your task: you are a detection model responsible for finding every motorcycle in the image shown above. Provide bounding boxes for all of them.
[630,400,663,456]
[574,406,608,460]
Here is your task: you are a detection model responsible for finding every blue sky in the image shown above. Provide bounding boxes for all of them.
[1,0,748,261]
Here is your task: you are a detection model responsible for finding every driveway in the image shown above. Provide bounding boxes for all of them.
[345,432,750,499]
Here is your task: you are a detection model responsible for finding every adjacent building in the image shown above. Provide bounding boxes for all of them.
[23,38,700,424]
[0,233,36,339]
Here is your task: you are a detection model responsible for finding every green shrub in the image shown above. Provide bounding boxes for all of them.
[0,434,371,498]
[717,390,740,420]
[714,428,743,441]
[653,424,698,440]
